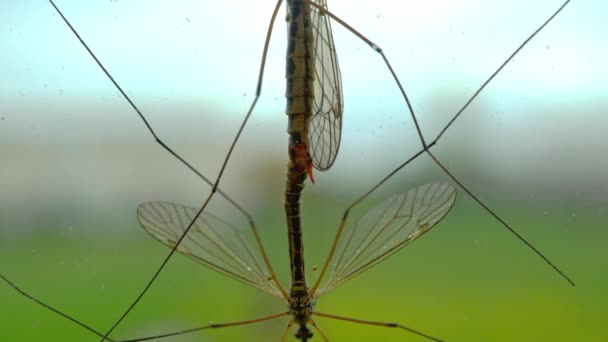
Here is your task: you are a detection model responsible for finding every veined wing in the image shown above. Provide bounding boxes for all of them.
[317,183,456,296]
[137,201,283,298]
[309,0,343,171]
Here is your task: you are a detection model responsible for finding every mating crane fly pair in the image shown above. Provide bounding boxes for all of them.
[2,0,574,341]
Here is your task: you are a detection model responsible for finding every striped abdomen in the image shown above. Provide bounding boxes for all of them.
[285,0,315,299]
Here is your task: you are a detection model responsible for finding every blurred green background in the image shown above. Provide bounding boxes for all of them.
[1,0,606,341]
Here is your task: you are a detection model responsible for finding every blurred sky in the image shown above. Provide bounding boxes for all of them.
[0,0,606,225]
[1,0,605,104]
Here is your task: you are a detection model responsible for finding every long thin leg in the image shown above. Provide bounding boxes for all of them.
[46,0,289,341]
[426,151,575,286]
[116,311,289,342]
[309,320,329,342]
[303,0,574,287]
[314,311,444,342]
[282,321,296,342]
[45,0,247,218]
[250,220,290,299]
[0,273,115,341]
[431,0,572,143]
[2,271,288,342]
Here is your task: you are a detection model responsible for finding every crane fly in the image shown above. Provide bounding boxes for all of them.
[1,0,575,341]
[136,183,455,341]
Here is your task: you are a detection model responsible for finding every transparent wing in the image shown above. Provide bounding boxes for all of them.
[318,183,456,296]
[309,0,343,171]
[137,201,282,298]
